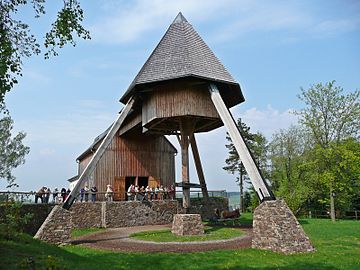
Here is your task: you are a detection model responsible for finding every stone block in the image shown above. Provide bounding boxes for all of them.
[252,199,315,254]
[171,214,204,236]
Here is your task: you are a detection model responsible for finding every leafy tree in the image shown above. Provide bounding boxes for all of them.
[295,81,360,221]
[306,139,360,215]
[0,0,90,104]
[0,105,30,188]
[223,118,268,212]
[269,125,314,214]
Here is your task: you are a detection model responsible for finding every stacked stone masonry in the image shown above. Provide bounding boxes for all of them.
[34,198,227,244]
[252,199,315,254]
[171,214,204,235]
[34,205,72,245]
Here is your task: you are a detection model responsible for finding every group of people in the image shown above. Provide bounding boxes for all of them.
[34,183,176,203]
[79,185,98,202]
[79,184,113,202]
[126,184,175,201]
[34,187,70,204]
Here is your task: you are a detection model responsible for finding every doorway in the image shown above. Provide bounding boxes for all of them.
[138,176,149,188]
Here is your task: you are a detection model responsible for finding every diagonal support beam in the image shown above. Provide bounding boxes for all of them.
[189,134,209,199]
[208,84,275,202]
[63,97,136,210]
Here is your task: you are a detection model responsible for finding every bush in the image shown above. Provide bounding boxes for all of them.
[0,201,33,240]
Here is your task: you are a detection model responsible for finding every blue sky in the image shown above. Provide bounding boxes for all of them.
[3,0,360,192]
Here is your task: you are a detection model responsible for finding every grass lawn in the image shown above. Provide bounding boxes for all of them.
[130,226,244,242]
[1,218,359,270]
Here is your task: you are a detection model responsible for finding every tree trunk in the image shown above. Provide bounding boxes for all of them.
[330,185,336,222]
[239,168,243,212]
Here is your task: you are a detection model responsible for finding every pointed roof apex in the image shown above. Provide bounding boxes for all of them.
[120,12,244,107]
[172,12,188,24]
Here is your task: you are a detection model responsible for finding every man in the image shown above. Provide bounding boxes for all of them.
[84,185,90,202]
[90,186,98,202]
[35,187,44,203]
[53,188,59,203]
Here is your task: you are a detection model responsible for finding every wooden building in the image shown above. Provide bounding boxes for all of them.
[69,124,177,200]
[67,12,245,206]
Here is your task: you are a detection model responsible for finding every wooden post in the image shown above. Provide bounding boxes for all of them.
[179,120,195,211]
[189,134,209,200]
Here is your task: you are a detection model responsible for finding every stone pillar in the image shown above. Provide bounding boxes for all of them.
[252,199,315,254]
[171,214,204,236]
[34,205,72,245]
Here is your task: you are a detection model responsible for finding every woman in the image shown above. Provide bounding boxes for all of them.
[105,184,113,202]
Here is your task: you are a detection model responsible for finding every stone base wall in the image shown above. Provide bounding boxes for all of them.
[172,214,204,235]
[34,197,228,244]
[71,202,103,229]
[34,206,72,245]
[252,199,315,254]
[105,200,178,227]
[180,197,229,220]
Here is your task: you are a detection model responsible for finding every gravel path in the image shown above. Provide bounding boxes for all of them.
[70,225,253,253]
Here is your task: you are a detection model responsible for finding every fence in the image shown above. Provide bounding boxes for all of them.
[305,210,359,220]
[0,190,228,204]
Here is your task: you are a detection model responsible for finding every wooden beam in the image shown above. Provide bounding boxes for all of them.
[63,97,135,210]
[189,134,209,199]
[179,119,196,211]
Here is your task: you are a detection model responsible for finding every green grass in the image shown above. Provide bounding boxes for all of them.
[130,226,244,242]
[1,219,359,270]
[71,227,105,238]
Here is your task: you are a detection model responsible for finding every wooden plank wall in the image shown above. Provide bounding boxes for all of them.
[78,133,176,193]
[142,83,219,126]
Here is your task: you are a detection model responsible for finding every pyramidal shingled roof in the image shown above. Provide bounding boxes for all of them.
[120,12,244,106]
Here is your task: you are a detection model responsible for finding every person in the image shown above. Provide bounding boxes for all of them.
[66,188,71,200]
[163,186,168,200]
[139,186,146,201]
[44,187,51,203]
[56,193,63,204]
[53,188,59,203]
[127,184,134,201]
[35,187,44,203]
[169,184,175,200]
[145,186,151,201]
[105,184,113,202]
[154,186,159,200]
[84,185,89,202]
[90,185,97,202]
[159,185,164,200]
[80,187,85,202]
[134,185,139,201]
[61,188,67,202]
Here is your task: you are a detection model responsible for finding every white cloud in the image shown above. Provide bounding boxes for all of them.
[90,0,242,44]
[17,100,115,145]
[234,105,298,139]
[311,18,360,37]
[89,0,360,45]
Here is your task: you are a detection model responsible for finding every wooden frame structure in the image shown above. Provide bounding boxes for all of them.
[64,12,275,211]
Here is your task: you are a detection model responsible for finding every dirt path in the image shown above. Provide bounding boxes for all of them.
[70,225,253,253]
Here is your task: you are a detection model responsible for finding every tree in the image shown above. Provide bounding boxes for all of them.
[0,105,30,188]
[306,139,360,216]
[269,125,314,214]
[295,81,360,221]
[0,0,90,104]
[223,118,268,212]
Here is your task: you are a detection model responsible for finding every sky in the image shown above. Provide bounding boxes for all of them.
[2,0,360,192]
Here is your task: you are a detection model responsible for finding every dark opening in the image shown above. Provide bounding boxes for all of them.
[138,176,149,189]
